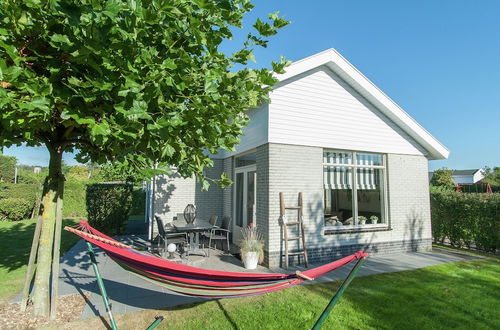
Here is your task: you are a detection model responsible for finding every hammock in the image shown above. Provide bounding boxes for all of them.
[65,221,368,298]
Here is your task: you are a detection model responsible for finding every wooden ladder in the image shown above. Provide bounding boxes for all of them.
[279,192,308,269]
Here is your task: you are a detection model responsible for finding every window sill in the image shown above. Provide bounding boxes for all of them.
[324,224,391,235]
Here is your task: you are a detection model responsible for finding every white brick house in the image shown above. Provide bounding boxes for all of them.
[148,49,449,268]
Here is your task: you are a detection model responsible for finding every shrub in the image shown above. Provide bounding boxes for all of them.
[0,197,33,221]
[0,155,16,182]
[431,191,500,252]
[63,179,87,217]
[130,188,146,215]
[86,183,133,235]
[0,183,38,220]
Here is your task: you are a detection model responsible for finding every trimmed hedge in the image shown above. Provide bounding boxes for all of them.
[0,183,38,221]
[86,183,133,235]
[0,198,33,221]
[430,191,500,252]
[0,155,16,182]
[63,179,87,217]
[130,188,146,215]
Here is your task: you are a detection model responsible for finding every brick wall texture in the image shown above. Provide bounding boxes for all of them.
[153,143,432,267]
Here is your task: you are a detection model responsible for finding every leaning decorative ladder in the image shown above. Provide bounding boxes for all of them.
[280,192,309,269]
[66,221,368,329]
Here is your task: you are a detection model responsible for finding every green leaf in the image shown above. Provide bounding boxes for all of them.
[162,59,177,70]
[50,34,73,46]
[161,144,175,158]
[253,18,276,37]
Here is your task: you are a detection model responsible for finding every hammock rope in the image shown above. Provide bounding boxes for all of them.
[65,221,368,298]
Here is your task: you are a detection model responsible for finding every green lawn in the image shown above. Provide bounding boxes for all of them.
[0,218,80,305]
[63,254,499,329]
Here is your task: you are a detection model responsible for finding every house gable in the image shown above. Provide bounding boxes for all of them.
[274,49,449,160]
[268,66,428,156]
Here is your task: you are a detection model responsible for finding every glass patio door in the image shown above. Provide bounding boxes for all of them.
[233,166,257,243]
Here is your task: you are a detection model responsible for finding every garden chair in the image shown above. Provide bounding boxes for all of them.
[205,216,231,256]
[154,216,187,256]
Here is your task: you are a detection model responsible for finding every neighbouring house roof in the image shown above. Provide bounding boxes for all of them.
[274,49,450,160]
[452,169,482,176]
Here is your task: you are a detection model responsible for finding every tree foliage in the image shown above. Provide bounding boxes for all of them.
[0,0,289,316]
[430,168,456,189]
[0,0,289,185]
[483,166,500,187]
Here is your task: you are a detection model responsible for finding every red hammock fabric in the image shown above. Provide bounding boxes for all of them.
[66,221,368,298]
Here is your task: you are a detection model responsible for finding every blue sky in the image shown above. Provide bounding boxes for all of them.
[4,0,500,170]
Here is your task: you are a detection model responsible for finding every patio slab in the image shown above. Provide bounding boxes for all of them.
[11,237,481,320]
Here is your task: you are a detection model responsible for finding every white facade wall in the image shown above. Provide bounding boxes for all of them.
[452,175,474,184]
[153,160,224,235]
[215,104,268,159]
[268,67,427,157]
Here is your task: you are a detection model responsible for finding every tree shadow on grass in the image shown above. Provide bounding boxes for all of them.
[0,218,80,272]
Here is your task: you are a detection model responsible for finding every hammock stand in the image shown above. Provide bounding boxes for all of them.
[66,221,368,329]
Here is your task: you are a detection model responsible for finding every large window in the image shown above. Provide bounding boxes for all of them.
[323,150,387,229]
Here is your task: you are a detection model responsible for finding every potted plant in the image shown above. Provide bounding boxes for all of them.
[239,224,264,269]
[370,215,379,224]
[358,216,367,225]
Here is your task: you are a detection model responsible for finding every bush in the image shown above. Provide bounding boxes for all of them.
[0,183,38,221]
[63,179,87,217]
[0,155,16,182]
[0,198,33,221]
[86,183,133,235]
[431,191,500,252]
[130,188,146,215]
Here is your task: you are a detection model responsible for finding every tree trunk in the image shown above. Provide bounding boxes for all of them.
[50,176,64,319]
[33,146,64,317]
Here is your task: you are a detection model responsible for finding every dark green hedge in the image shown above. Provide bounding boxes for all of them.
[431,191,499,252]
[130,188,146,215]
[86,183,133,235]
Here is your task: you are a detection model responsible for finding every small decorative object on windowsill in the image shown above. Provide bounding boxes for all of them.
[358,216,367,225]
[370,215,379,224]
[335,220,343,227]
[240,223,264,269]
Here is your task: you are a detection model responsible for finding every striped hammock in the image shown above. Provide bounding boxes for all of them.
[65,221,368,298]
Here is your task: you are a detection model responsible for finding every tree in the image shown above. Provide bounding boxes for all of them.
[483,166,500,186]
[430,168,456,189]
[0,0,289,317]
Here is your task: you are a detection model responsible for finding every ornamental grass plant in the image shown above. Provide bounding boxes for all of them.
[239,224,264,264]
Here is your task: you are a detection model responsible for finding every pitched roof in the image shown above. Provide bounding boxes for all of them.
[274,49,450,160]
[452,169,481,176]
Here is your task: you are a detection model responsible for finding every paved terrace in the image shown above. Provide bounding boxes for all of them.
[13,235,480,320]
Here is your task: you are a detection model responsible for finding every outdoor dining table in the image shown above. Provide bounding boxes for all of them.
[171,219,214,257]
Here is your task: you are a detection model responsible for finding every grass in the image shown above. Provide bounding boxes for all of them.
[55,254,499,330]
[0,218,80,305]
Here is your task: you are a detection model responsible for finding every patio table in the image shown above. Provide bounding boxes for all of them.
[171,219,214,257]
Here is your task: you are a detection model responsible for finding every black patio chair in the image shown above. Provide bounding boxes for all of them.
[205,216,231,256]
[153,216,187,256]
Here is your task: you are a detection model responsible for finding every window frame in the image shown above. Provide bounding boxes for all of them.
[323,150,390,233]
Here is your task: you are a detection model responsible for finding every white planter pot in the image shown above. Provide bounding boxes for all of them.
[242,252,259,269]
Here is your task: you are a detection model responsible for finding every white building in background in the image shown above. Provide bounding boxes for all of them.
[451,169,485,184]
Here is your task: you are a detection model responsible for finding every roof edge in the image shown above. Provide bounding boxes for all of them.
[274,49,450,160]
